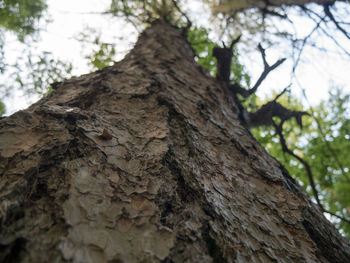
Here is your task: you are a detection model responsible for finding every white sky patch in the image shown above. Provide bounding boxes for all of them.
[2,0,350,115]
[3,0,137,115]
[40,0,137,72]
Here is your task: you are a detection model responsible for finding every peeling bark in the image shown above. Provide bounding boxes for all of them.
[0,20,349,263]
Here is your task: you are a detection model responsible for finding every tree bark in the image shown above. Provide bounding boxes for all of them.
[0,20,349,263]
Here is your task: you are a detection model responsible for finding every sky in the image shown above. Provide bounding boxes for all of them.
[2,0,350,115]
[3,0,137,114]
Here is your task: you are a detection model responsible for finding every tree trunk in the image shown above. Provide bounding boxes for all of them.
[0,20,349,263]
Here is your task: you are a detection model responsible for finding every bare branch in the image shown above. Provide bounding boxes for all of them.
[292,15,323,73]
[171,0,192,29]
[273,119,350,225]
[248,44,286,95]
[302,6,350,57]
[273,85,291,101]
[324,210,350,224]
[213,35,242,83]
[228,83,250,97]
[247,100,308,128]
[230,34,242,49]
[272,120,324,211]
[261,8,288,19]
[324,4,350,40]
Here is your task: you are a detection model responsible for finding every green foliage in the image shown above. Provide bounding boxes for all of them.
[0,0,47,41]
[187,27,216,74]
[251,89,350,239]
[85,38,116,70]
[0,0,49,92]
[189,25,350,238]
[250,93,312,182]
[0,30,5,73]
[76,27,117,71]
[0,101,5,116]
[0,0,72,108]
[187,26,250,87]
[302,89,350,237]
[109,0,189,27]
[9,51,72,95]
[109,0,148,24]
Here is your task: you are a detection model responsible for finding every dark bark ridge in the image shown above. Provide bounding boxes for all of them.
[0,20,349,262]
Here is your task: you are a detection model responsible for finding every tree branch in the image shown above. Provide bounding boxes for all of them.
[213,35,242,83]
[271,118,350,225]
[273,85,290,101]
[247,100,308,128]
[325,210,350,224]
[170,0,192,30]
[248,44,286,95]
[274,119,350,224]
[297,86,350,183]
[292,13,323,73]
[324,3,350,40]
[272,120,324,211]
[261,8,288,19]
[302,6,350,57]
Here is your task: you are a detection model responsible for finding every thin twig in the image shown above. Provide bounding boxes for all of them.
[303,8,350,57]
[324,4,350,40]
[273,120,324,211]
[292,19,322,73]
[261,7,289,20]
[248,44,286,95]
[325,210,350,224]
[273,119,350,224]
[171,0,192,29]
[273,85,291,101]
[297,83,350,183]
[218,17,230,41]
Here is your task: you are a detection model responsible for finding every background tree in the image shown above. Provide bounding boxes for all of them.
[0,0,72,114]
[186,13,350,236]
[0,0,46,40]
[0,0,47,113]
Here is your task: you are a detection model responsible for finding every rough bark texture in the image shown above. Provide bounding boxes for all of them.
[0,20,349,263]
